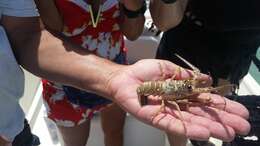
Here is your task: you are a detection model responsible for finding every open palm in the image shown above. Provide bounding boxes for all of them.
[108,59,250,141]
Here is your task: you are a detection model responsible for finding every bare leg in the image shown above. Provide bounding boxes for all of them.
[57,119,91,146]
[101,103,126,146]
[167,133,187,146]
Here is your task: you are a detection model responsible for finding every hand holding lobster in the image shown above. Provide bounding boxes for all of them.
[137,54,236,117]
[108,58,250,142]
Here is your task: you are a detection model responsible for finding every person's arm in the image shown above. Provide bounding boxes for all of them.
[149,0,188,31]
[1,15,121,99]
[34,0,63,32]
[119,0,145,41]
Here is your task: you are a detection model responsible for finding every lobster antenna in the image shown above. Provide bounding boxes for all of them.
[174,53,201,74]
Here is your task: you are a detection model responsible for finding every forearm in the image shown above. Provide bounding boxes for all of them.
[2,16,123,100]
[33,31,123,98]
[120,1,145,41]
[150,0,188,31]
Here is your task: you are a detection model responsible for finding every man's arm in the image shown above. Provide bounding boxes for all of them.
[1,15,121,99]
[149,0,188,31]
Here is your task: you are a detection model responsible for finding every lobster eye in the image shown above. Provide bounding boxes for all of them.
[187,85,193,90]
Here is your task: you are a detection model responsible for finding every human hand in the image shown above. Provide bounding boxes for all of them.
[107,59,250,141]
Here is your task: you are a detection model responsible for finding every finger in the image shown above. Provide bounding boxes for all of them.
[157,60,205,80]
[141,104,236,141]
[180,111,235,142]
[132,59,179,81]
[164,107,235,141]
[125,103,211,141]
[159,60,191,79]
[169,66,212,87]
[188,105,251,135]
[202,93,249,119]
[152,112,211,141]
[137,105,211,140]
[195,74,213,87]
[222,98,249,119]
[142,95,235,141]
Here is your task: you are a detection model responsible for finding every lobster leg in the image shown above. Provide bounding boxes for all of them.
[158,61,182,81]
[170,66,182,80]
[168,100,184,120]
[152,99,166,119]
[168,100,187,133]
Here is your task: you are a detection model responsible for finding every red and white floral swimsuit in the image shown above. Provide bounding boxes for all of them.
[42,0,126,127]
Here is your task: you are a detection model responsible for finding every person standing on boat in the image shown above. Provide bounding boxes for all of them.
[150,0,260,146]
[36,0,145,145]
[0,0,252,145]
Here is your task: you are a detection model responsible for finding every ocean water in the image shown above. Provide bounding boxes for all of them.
[249,48,260,84]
